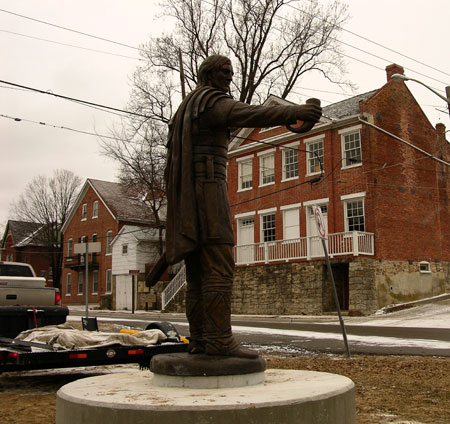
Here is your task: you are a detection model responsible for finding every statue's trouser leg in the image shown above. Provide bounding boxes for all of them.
[185,254,205,354]
[197,244,258,358]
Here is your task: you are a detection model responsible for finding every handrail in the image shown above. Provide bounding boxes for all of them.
[161,265,186,310]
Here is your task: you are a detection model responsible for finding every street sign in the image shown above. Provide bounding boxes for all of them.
[74,242,102,254]
[314,206,327,239]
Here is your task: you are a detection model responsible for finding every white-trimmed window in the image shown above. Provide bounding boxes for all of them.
[106,269,112,293]
[282,204,301,240]
[92,270,99,294]
[419,261,431,273]
[345,199,365,232]
[305,135,324,176]
[81,203,87,220]
[66,273,72,296]
[106,230,113,254]
[77,272,83,295]
[122,244,128,255]
[238,156,253,191]
[67,238,73,258]
[282,142,299,180]
[340,125,362,168]
[259,150,275,186]
[92,200,99,218]
[261,213,276,242]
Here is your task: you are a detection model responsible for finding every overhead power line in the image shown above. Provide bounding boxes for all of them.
[0,79,149,119]
[0,8,144,52]
[0,29,142,60]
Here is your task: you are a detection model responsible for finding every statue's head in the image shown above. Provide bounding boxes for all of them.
[197,55,233,93]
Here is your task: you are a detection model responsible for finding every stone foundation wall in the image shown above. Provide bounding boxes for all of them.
[163,259,450,316]
[374,260,450,309]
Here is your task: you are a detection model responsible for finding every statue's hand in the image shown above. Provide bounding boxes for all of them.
[287,98,322,134]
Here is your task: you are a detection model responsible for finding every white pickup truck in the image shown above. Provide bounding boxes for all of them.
[0,261,61,306]
[0,262,68,338]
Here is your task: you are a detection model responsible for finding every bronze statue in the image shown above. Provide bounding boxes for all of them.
[164,55,322,358]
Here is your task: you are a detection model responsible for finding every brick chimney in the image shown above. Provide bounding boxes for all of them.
[436,123,446,142]
[386,64,405,82]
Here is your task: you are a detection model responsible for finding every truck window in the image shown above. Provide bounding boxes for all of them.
[0,264,34,277]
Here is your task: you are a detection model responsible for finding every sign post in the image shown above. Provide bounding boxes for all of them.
[314,206,351,358]
[74,242,101,320]
[129,270,140,314]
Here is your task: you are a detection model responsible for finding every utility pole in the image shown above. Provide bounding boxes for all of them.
[178,48,186,100]
[446,86,450,117]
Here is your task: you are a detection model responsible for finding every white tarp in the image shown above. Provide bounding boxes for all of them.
[15,323,166,350]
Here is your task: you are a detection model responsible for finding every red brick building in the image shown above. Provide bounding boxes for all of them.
[0,220,54,285]
[60,179,156,307]
[227,64,450,315]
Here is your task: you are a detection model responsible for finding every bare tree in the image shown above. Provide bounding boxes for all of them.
[129,0,350,125]
[101,0,350,246]
[99,120,167,252]
[10,169,82,289]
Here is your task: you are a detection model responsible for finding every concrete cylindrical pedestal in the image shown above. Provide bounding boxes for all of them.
[56,369,355,424]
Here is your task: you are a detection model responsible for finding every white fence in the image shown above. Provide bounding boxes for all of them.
[234,231,374,265]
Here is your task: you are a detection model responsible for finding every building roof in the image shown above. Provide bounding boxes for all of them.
[1,220,44,248]
[61,179,156,233]
[321,90,378,120]
[88,179,154,224]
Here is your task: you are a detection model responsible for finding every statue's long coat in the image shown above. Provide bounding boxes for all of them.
[165,87,302,264]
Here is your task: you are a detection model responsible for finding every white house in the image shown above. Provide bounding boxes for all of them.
[111,225,163,310]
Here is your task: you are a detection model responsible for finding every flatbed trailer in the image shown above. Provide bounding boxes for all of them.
[0,323,188,373]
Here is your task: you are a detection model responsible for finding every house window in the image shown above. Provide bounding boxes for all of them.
[340,126,362,168]
[282,206,300,240]
[81,203,87,220]
[67,238,73,258]
[282,148,298,180]
[106,269,112,293]
[92,234,97,242]
[106,231,113,254]
[238,157,253,190]
[40,270,46,279]
[66,273,71,296]
[259,152,275,186]
[122,244,128,255]
[345,200,365,232]
[77,272,83,295]
[419,261,431,273]
[80,236,87,263]
[92,270,99,294]
[306,138,324,175]
[92,200,99,218]
[262,213,276,242]
[48,267,53,281]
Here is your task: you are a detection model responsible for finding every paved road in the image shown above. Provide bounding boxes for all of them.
[69,297,450,357]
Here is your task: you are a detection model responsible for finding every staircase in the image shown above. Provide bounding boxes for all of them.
[161,265,186,311]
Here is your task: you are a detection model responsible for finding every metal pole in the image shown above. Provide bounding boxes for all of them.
[446,86,450,117]
[321,238,351,358]
[85,242,89,320]
[132,274,135,314]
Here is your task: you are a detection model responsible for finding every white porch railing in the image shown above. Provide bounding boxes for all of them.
[161,265,186,310]
[233,231,374,265]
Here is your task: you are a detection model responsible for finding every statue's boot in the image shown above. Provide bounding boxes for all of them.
[203,283,259,359]
[186,293,205,354]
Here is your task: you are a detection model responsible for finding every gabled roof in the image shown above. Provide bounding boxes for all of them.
[322,90,378,120]
[61,179,156,233]
[229,90,379,153]
[110,225,161,246]
[1,220,44,248]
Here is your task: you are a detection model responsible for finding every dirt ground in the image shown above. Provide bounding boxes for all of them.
[1,322,449,423]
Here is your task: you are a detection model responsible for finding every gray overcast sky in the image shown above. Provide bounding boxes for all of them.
[1,0,449,232]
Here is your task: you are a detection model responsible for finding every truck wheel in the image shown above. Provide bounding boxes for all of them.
[145,321,180,340]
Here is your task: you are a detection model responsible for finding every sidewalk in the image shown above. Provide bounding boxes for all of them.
[67,293,450,329]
